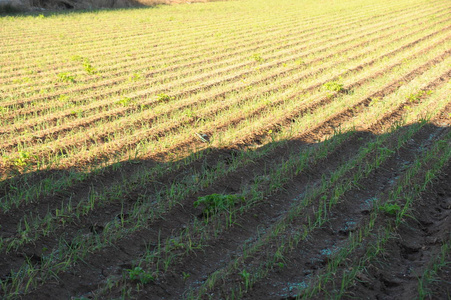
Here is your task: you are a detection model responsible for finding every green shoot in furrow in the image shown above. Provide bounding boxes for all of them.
[299,129,451,299]
[188,119,431,299]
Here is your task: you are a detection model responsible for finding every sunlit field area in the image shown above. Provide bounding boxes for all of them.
[1,0,450,298]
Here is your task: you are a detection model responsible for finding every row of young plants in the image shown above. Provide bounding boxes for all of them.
[2,30,448,256]
[2,2,437,135]
[0,112,354,298]
[299,129,451,299]
[1,1,444,123]
[2,15,448,180]
[237,82,451,299]
[3,50,446,298]
[1,0,401,94]
[0,0,419,74]
[1,28,449,260]
[1,1,449,298]
[79,70,451,298]
[185,115,438,298]
[1,7,423,138]
[1,0,412,101]
[194,105,449,298]
[417,239,451,299]
[0,14,442,214]
[181,62,450,297]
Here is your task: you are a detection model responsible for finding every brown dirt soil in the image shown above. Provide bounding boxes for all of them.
[342,162,451,300]
[1,3,450,299]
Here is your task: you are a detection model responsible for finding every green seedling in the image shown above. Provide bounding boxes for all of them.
[57,72,75,83]
[239,269,251,290]
[157,93,174,101]
[82,59,97,75]
[251,53,264,63]
[116,97,133,106]
[129,72,142,81]
[182,271,190,281]
[323,81,344,92]
[12,151,32,167]
[193,194,244,219]
[407,90,432,103]
[126,266,154,284]
[379,203,400,215]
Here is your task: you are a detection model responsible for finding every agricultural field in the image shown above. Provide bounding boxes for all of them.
[1,0,451,298]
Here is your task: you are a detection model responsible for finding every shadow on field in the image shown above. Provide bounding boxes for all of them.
[0,122,450,300]
[0,122,448,225]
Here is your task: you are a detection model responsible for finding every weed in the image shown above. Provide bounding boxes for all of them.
[323,81,344,92]
[57,72,76,83]
[239,269,251,290]
[11,151,33,168]
[82,59,97,75]
[407,90,432,103]
[193,194,244,219]
[182,271,190,281]
[129,72,142,81]
[157,93,174,101]
[126,266,154,284]
[117,97,133,106]
[379,203,400,215]
[251,53,264,63]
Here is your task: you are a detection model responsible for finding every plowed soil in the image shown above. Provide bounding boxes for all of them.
[1,0,450,299]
